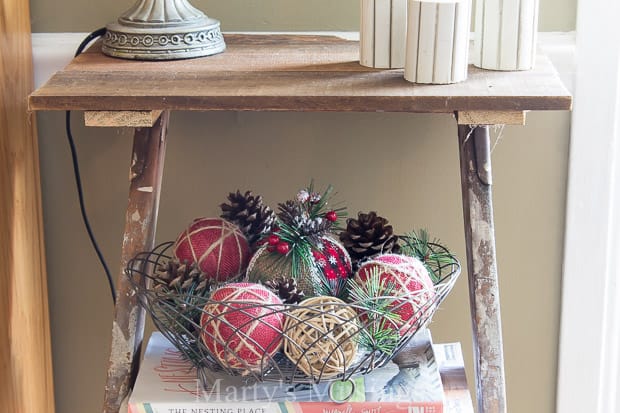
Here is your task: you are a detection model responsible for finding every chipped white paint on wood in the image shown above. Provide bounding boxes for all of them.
[103,112,169,413]
[404,0,471,84]
[458,125,507,413]
[360,0,408,68]
[473,0,539,71]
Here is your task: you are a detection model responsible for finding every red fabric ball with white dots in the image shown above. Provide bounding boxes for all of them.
[311,236,352,281]
[200,283,284,371]
[173,217,251,282]
[355,254,436,335]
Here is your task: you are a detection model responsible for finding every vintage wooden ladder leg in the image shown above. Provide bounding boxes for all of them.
[102,111,170,413]
[458,124,507,413]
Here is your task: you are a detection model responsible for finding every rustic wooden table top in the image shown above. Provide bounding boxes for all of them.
[29,34,572,113]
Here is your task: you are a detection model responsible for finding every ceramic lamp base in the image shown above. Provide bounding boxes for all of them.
[102,0,226,60]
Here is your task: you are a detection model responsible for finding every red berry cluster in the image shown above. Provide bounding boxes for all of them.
[267,234,290,255]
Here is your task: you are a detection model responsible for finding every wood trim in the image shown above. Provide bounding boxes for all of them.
[0,1,55,412]
[456,110,526,125]
[84,110,163,127]
[557,2,620,412]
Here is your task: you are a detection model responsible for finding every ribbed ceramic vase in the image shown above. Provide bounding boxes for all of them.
[404,0,471,84]
[473,0,539,70]
[360,0,408,68]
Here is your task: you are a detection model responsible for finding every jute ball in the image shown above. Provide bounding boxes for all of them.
[355,254,436,336]
[247,236,352,297]
[200,283,284,372]
[173,217,251,282]
[282,296,359,380]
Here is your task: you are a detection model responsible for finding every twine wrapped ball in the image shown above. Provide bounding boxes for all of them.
[247,244,310,281]
[173,217,251,282]
[247,236,352,297]
[200,283,284,372]
[283,296,359,380]
[355,254,436,336]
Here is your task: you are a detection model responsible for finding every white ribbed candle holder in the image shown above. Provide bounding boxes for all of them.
[360,0,408,68]
[473,0,539,71]
[404,0,471,84]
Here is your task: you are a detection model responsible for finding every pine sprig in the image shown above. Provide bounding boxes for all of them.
[347,268,402,354]
[313,269,349,300]
[400,229,458,283]
[277,181,347,238]
[254,181,350,296]
[272,218,316,277]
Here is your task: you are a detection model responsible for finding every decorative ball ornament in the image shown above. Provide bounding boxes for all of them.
[312,236,352,282]
[173,217,251,282]
[247,244,320,290]
[247,236,352,296]
[355,254,436,335]
[283,296,359,379]
[200,283,284,372]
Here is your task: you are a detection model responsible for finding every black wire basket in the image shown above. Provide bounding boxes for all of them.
[126,241,460,385]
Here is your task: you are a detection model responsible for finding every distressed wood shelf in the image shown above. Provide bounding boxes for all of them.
[29,33,572,413]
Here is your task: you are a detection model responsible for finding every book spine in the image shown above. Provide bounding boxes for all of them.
[130,401,443,413]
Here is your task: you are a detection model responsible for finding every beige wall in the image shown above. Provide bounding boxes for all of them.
[31,0,576,32]
[31,1,574,413]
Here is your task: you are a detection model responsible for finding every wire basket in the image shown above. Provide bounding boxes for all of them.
[126,241,460,385]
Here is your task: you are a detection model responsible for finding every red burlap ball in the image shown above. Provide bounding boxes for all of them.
[355,254,435,335]
[173,217,250,282]
[200,283,284,371]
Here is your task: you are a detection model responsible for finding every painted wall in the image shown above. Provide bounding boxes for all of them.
[30,0,576,32]
[30,1,574,413]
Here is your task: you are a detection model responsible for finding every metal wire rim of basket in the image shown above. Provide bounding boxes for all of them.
[126,241,461,386]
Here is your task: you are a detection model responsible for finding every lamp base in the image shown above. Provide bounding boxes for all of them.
[102,17,225,60]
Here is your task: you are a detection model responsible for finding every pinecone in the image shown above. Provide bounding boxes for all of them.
[278,200,331,236]
[264,276,306,304]
[154,259,210,294]
[339,211,401,267]
[220,190,276,248]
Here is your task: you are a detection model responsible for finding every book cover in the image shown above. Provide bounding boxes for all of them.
[128,330,448,413]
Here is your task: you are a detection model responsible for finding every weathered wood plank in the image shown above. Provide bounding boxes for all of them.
[457,110,526,125]
[28,35,572,113]
[0,0,55,412]
[457,125,507,413]
[103,112,169,413]
[84,110,163,127]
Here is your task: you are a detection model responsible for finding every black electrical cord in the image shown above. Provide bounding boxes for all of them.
[65,27,117,304]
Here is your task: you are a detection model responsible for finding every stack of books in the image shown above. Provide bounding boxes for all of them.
[128,330,472,413]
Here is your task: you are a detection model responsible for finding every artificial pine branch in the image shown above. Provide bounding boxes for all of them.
[277,181,347,237]
[313,269,349,300]
[400,229,458,283]
[347,268,402,354]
